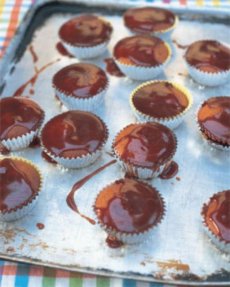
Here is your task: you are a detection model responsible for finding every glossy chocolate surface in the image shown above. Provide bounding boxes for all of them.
[0,97,44,141]
[198,97,230,146]
[124,7,176,33]
[59,14,112,47]
[202,190,230,243]
[113,123,176,169]
[185,40,230,72]
[0,158,40,212]
[94,178,164,233]
[114,35,169,67]
[132,82,189,118]
[52,63,108,98]
[41,111,108,158]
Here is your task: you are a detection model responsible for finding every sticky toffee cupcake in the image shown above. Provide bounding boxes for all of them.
[94,178,165,244]
[40,111,108,168]
[0,97,44,152]
[112,122,177,179]
[52,63,108,111]
[130,80,192,129]
[0,157,42,221]
[113,35,171,80]
[59,14,113,59]
[185,40,230,86]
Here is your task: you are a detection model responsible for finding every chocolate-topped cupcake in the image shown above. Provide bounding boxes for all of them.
[201,190,230,253]
[94,178,165,244]
[185,40,230,86]
[123,7,177,36]
[0,97,44,152]
[59,14,113,59]
[197,97,230,150]
[53,63,108,111]
[113,35,171,80]
[41,111,108,168]
[112,122,177,179]
[130,80,192,129]
[0,157,42,221]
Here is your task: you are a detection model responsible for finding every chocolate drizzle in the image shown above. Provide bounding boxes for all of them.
[56,42,74,58]
[36,223,45,230]
[0,158,40,212]
[124,7,176,34]
[185,40,230,72]
[132,82,189,118]
[52,63,108,98]
[41,111,108,158]
[104,58,125,77]
[114,35,169,67]
[159,161,179,179]
[41,151,57,165]
[59,14,112,47]
[66,159,116,224]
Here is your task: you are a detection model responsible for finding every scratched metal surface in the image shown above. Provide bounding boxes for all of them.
[0,1,230,285]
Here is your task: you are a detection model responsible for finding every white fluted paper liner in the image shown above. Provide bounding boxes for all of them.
[93,181,166,244]
[130,80,193,129]
[114,43,171,81]
[1,130,37,151]
[0,157,42,222]
[186,62,230,87]
[61,40,109,59]
[54,84,108,112]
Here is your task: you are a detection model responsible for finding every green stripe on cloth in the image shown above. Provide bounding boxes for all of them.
[69,277,83,287]
[42,268,56,287]
[96,277,110,287]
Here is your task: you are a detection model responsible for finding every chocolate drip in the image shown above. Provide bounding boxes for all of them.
[159,161,179,179]
[104,58,125,77]
[56,42,74,58]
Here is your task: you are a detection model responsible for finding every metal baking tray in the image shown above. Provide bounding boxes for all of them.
[0,0,230,285]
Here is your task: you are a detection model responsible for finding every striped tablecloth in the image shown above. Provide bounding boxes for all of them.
[0,1,229,286]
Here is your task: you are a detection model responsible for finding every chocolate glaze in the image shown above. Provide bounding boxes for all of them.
[0,97,44,141]
[59,14,112,47]
[106,235,124,248]
[56,42,74,58]
[66,159,116,224]
[202,190,230,243]
[0,158,40,212]
[159,161,178,179]
[185,40,230,72]
[36,223,45,230]
[41,111,108,158]
[94,178,164,233]
[124,7,176,34]
[41,151,57,165]
[132,82,189,118]
[113,123,177,169]
[104,58,125,77]
[53,63,108,98]
[114,35,169,67]
[197,97,230,146]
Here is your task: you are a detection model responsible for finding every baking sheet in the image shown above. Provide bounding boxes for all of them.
[0,1,230,285]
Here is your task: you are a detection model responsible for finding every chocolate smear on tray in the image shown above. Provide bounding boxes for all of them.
[106,235,124,248]
[172,39,189,49]
[29,45,38,63]
[36,223,45,230]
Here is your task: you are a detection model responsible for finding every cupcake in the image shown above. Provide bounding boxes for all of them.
[123,7,177,37]
[58,14,113,59]
[113,35,171,81]
[52,63,108,111]
[185,40,230,86]
[130,80,192,129]
[112,122,177,179]
[197,97,230,150]
[0,97,44,152]
[93,178,165,244]
[0,157,42,221]
[201,190,230,253]
[40,111,108,168]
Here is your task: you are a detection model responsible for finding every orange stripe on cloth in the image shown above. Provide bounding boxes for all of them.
[0,0,23,57]
[2,263,17,275]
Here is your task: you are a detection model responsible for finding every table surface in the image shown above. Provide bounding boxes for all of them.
[0,0,229,286]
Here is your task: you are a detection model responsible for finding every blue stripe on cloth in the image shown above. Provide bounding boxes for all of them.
[15,264,30,287]
[123,279,136,287]
[0,260,3,286]
[150,283,163,287]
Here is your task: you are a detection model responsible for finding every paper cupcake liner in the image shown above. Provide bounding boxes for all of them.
[53,82,109,112]
[186,62,230,86]
[112,123,177,179]
[130,80,193,129]
[0,157,43,222]
[93,180,166,244]
[61,40,109,59]
[201,192,230,254]
[114,43,171,81]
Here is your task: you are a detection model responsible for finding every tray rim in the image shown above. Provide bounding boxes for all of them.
[0,1,229,285]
